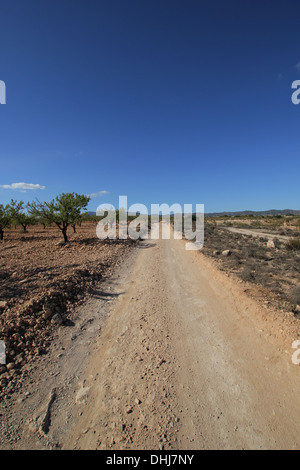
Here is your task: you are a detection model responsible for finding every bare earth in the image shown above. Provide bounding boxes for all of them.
[225,226,290,241]
[1,236,300,450]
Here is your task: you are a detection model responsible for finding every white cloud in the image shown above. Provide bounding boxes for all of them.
[0,182,46,191]
[296,62,300,72]
[87,190,109,198]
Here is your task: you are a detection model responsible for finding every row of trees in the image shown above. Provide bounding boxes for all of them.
[0,192,90,242]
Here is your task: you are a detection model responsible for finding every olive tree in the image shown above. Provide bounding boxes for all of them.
[0,204,11,240]
[28,200,51,229]
[8,199,36,233]
[29,193,90,243]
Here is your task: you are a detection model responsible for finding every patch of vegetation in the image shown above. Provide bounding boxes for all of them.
[285,238,300,251]
[202,225,300,308]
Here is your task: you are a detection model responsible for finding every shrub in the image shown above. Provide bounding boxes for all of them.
[285,238,300,251]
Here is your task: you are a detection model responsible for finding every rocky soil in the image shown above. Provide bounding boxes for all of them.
[0,223,136,401]
[202,225,300,314]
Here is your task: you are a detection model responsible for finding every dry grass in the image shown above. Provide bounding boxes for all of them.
[202,225,300,309]
[286,238,300,251]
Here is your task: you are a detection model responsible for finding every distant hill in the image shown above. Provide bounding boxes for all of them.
[206,209,300,217]
[87,209,300,217]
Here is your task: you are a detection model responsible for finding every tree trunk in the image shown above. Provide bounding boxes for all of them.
[62,228,68,243]
[72,224,76,233]
[0,229,3,241]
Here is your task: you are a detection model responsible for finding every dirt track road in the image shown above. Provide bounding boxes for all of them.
[225,226,290,241]
[2,236,300,450]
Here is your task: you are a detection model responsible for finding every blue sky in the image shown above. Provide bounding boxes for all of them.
[0,0,300,213]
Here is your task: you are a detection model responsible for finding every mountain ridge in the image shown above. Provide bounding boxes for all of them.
[205,209,300,217]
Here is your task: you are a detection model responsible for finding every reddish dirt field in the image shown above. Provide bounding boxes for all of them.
[0,222,135,399]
